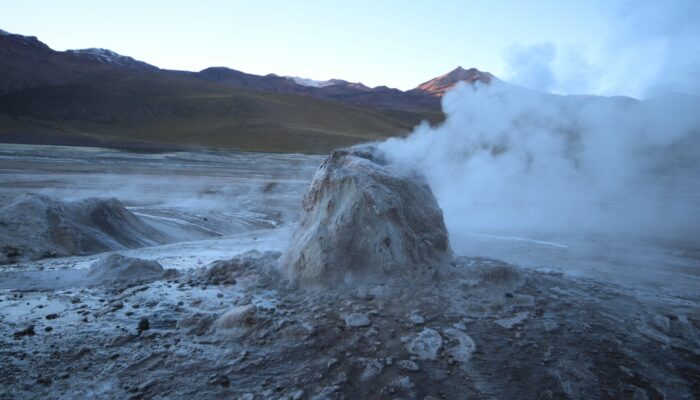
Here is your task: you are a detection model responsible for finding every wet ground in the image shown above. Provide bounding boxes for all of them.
[0,144,699,399]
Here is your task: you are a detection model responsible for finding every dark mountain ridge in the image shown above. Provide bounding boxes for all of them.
[0,28,491,153]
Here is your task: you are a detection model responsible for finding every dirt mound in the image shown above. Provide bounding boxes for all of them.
[279,145,452,286]
[0,193,169,264]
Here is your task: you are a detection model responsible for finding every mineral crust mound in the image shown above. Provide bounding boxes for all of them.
[0,193,168,264]
[279,145,452,286]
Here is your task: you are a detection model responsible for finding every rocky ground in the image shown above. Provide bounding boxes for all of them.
[1,144,699,399]
[1,251,698,399]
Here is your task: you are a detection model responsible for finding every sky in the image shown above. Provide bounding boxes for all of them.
[1,0,697,97]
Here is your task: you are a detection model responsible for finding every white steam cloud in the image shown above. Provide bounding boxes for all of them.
[378,81,700,251]
[504,0,700,98]
[379,0,700,258]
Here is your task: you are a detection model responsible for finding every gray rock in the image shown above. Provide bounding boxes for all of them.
[452,321,468,331]
[443,328,476,363]
[106,334,136,347]
[86,254,164,285]
[177,313,217,336]
[288,389,305,400]
[196,250,281,285]
[494,312,529,329]
[406,328,443,360]
[213,305,257,331]
[470,261,523,285]
[543,320,559,332]
[651,315,671,334]
[279,145,452,286]
[398,360,420,372]
[391,375,414,389]
[359,358,383,381]
[409,312,425,326]
[344,313,370,327]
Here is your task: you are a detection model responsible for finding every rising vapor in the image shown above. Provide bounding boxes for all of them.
[379,80,700,249]
[503,0,700,98]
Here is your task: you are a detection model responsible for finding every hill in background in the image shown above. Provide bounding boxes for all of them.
[0,29,488,153]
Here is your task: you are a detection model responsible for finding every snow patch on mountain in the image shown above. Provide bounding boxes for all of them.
[65,48,157,70]
[287,76,347,88]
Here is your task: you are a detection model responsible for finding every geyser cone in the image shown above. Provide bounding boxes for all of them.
[279,145,453,286]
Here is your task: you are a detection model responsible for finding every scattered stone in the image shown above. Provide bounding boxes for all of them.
[45,313,59,320]
[359,358,384,381]
[161,268,180,280]
[471,262,523,285]
[398,360,420,372]
[13,325,35,339]
[137,317,150,335]
[369,285,396,299]
[344,313,370,328]
[213,305,257,331]
[196,251,280,285]
[543,320,559,333]
[312,386,339,400]
[391,375,414,389]
[86,254,164,285]
[178,313,217,336]
[452,321,468,331]
[36,376,52,386]
[495,312,529,329]
[406,328,443,360]
[443,328,476,364]
[107,334,136,347]
[288,389,305,400]
[409,312,425,326]
[208,375,230,388]
[652,315,671,334]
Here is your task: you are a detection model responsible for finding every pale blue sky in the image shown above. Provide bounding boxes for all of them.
[0,0,659,92]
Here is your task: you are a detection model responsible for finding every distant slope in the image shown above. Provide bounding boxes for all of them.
[3,29,506,153]
[0,70,436,153]
[189,67,441,112]
[0,29,157,96]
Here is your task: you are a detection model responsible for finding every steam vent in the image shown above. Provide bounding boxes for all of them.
[279,145,453,286]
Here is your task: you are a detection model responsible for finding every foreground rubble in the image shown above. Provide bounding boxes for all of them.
[1,251,698,399]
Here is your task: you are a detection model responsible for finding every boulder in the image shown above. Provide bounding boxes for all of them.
[86,254,164,285]
[279,145,452,286]
[406,328,443,360]
[213,305,257,331]
[196,250,281,285]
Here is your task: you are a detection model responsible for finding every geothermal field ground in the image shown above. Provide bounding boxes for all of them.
[1,143,699,399]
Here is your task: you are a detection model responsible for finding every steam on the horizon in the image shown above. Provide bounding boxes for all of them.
[379,81,700,245]
[378,0,700,248]
[503,0,700,98]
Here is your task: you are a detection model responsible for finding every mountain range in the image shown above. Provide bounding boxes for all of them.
[0,28,492,153]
